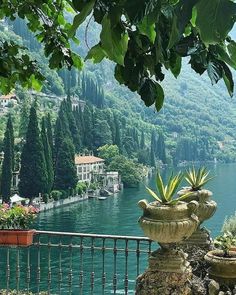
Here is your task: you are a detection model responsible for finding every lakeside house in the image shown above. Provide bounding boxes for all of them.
[75,154,121,192]
[75,154,105,183]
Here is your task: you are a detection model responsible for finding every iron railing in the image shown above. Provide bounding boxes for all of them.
[0,231,154,295]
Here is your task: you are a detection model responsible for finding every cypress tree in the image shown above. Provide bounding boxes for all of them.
[7,114,14,170]
[41,117,54,193]
[46,113,53,154]
[54,116,65,165]
[114,115,121,148]
[65,97,81,151]
[157,132,167,164]
[140,131,145,150]
[19,107,48,200]
[150,131,156,167]
[0,128,12,203]
[54,137,77,192]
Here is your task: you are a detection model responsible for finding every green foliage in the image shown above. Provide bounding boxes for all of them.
[51,190,63,201]
[97,144,119,165]
[108,155,144,188]
[185,167,213,191]
[0,204,38,230]
[146,171,192,205]
[214,232,236,257]
[42,193,49,204]
[54,138,77,192]
[76,182,87,195]
[19,107,48,200]
[222,213,236,236]
[0,125,13,203]
[41,117,54,193]
[0,1,236,109]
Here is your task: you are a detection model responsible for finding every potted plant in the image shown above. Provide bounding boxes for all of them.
[138,171,199,244]
[222,213,236,251]
[205,232,236,286]
[0,204,38,246]
[178,167,217,225]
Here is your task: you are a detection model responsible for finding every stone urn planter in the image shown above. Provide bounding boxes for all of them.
[138,199,199,244]
[178,188,217,225]
[178,188,217,249]
[205,250,236,286]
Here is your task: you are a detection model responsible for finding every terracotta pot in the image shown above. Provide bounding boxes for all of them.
[178,188,217,224]
[0,229,35,246]
[138,200,199,244]
[205,250,236,286]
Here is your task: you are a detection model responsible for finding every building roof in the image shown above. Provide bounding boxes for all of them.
[75,155,105,165]
[0,94,17,100]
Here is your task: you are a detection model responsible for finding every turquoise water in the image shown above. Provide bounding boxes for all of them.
[0,163,235,294]
[36,163,236,237]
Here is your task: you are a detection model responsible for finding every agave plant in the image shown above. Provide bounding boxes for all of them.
[146,171,192,205]
[185,167,213,191]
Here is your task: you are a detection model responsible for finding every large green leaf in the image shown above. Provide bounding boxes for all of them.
[228,40,236,65]
[195,0,236,45]
[138,79,164,111]
[207,61,223,85]
[222,62,234,97]
[85,43,107,63]
[69,0,95,37]
[168,0,200,49]
[138,15,156,43]
[100,15,128,65]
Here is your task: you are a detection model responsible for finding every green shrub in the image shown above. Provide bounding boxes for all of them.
[222,213,236,236]
[76,182,87,195]
[51,190,63,201]
[89,182,97,191]
[60,190,68,199]
[42,193,49,204]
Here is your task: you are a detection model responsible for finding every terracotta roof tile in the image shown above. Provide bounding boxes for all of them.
[75,155,105,165]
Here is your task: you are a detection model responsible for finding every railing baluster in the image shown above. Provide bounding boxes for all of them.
[79,237,84,295]
[26,247,31,294]
[36,236,41,295]
[113,239,117,294]
[6,248,10,293]
[90,237,95,294]
[124,240,129,294]
[47,235,52,294]
[16,248,20,292]
[136,240,140,276]
[101,238,106,294]
[68,236,73,295]
[58,239,62,295]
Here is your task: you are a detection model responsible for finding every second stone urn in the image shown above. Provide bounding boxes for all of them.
[178,188,217,248]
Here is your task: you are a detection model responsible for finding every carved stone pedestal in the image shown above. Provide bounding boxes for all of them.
[180,227,213,248]
[135,248,193,295]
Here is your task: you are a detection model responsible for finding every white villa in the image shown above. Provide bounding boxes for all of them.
[75,154,105,183]
[0,93,18,113]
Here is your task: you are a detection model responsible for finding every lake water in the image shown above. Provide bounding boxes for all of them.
[0,163,235,294]
[36,163,236,237]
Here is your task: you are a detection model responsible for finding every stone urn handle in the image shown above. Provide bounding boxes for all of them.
[187,200,199,215]
[138,199,149,211]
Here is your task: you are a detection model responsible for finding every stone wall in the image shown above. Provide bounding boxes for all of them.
[38,194,88,212]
